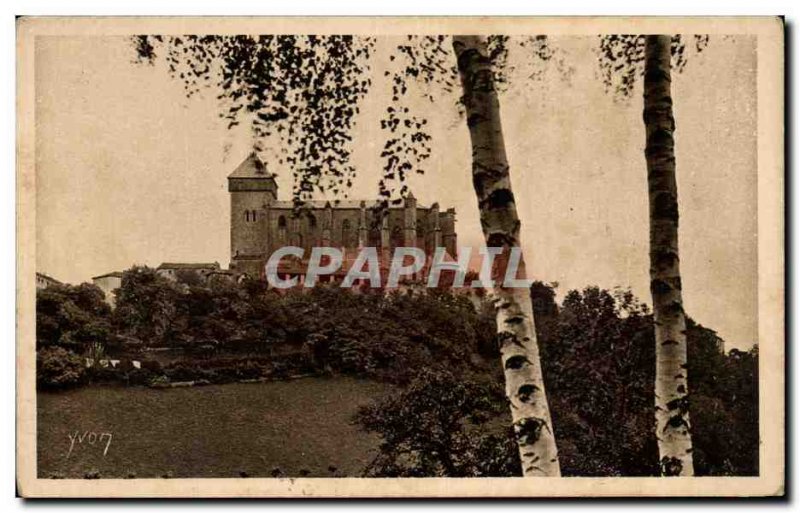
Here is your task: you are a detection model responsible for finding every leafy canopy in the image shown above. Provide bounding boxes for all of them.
[596,34,710,99]
[133,35,570,208]
[134,35,374,205]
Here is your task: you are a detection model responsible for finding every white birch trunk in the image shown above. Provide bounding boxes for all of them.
[452,35,561,477]
[644,34,695,476]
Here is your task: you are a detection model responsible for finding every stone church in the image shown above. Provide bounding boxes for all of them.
[228,153,458,278]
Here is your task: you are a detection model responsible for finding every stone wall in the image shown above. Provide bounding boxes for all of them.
[228,157,457,278]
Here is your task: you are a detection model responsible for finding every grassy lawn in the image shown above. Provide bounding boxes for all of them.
[37,377,392,478]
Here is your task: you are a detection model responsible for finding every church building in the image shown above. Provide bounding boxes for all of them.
[228,153,458,279]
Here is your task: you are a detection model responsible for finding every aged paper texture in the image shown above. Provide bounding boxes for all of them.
[17,16,784,497]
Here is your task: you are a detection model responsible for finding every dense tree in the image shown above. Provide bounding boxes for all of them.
[541,286,657,475]
[358,369,519,477]
[113,266,180,346]
[689,338,759,475]
[360,282,758,477]
[36,282,111,352]
[37,346,86,389]
[276,286,493,384]
[36,271,758,476]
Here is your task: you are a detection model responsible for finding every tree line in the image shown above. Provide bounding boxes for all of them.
[36,272,758,476]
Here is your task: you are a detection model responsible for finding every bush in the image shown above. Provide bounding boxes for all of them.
[37,347,85,389]
[278,287,492,384]
[149,375,171,387]
[125,368,155,386]
[157,357,292,384]
[357,369,519,477]
[86,366,118,383]
[36,283,111,352]
[140,359,163,373]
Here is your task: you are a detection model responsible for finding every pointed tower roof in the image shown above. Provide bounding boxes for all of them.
[228,152,274,179]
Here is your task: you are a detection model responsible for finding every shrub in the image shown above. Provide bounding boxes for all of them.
[164,364,220,383]
[151,357,289,384]
[86,366,118,383]
[357,369,519,477]
[36,283,112,352]
[140,359,163,373]
[125,367,155,386]
[149,375,171,387]
[37,347,85,389]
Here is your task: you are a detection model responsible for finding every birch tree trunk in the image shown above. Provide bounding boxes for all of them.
[452,35,560,477]
[643,35,695,476]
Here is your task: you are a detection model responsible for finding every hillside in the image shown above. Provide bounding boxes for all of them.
[38,377,391,478]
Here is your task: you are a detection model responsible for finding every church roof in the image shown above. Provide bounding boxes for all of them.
[36,272,62,284]
[267,199,437,210]
[158,262,221,271]
[92,271,124,280]
[228,152,276,180]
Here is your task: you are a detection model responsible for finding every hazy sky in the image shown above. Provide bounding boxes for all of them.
[35,35,757,350]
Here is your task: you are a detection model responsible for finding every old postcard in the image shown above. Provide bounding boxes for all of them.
[16,16,784,498]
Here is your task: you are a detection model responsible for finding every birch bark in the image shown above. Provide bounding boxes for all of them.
[453,35,560,477]
[644,34,695,476]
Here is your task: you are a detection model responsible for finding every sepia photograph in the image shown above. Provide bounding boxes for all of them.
[15,16,784,498]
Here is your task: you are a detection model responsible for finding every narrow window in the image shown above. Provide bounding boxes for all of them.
[341,219,352,247]
[391,225,403,248]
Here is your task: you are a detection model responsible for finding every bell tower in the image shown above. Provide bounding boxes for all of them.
[228,152,278,276]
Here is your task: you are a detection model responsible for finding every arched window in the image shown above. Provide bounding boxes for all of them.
[368,226,381,248]
[251,210,257,222]
[277,215,287,244]
[245,210,250,222]
[416,219,427,250]
[303,214,318,250]
[391,225,403,249]
[341,219,352,247]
